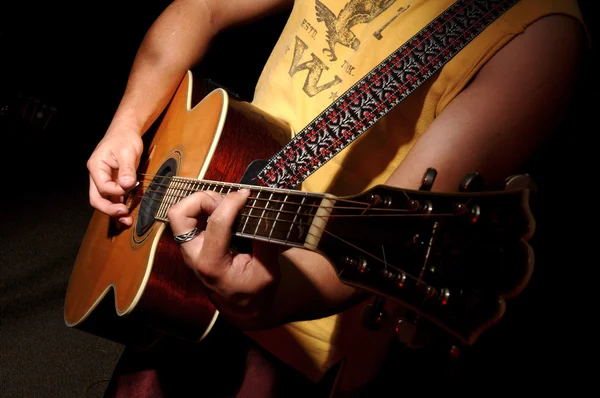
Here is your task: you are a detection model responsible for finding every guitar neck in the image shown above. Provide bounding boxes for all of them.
[153,176,337,250]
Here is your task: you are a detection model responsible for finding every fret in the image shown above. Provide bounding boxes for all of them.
[237,189,252,235]
[193,181,202,193]
[170,177,185,209]
[155,183,170,220]
[250,188,267,236]
[264,190,281,240]
[285,194,306,244]
[269,191,303,243]
[240,188,256,235]
[179,179,190,204]
[166,178,177,210]
[152,177,331,248]
[232,189,324,247]
[235,190,304,247]
[157,178,177,219]
[269,193,287,242]
[186,178,196,197]
[252,188,271,238]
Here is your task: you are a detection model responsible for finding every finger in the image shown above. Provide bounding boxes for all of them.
[168,191,222,273]
[167,190,221,237]
[88,156,127,198]
[201,189,251,267]
[88,175,129,217]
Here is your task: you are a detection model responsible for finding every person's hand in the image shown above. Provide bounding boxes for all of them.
[167,189,281,329]
[87,126,144,227]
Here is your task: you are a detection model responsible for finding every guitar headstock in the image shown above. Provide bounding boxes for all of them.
[317,174,536,345]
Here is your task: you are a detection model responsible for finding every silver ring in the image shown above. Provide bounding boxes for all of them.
[173,227,200,243]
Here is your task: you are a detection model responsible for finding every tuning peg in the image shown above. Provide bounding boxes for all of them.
[395,315,432,349]
[459,172,484,192]
[362,296,388,330]
[420,167,438,191]
[449,345,461,361]
[504,174,538,194]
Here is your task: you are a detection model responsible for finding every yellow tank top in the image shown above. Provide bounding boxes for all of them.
[247,0,585,382]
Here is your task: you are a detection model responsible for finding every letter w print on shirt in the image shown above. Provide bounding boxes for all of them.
[289,0,411,98]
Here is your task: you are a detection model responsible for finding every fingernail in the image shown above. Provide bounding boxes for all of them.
[238,188,250,194]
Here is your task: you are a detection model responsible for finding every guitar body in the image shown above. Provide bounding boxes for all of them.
[65,71,535,369]
[64,71,289,347]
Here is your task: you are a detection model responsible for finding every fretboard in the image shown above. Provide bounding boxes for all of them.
[154,176,335,248]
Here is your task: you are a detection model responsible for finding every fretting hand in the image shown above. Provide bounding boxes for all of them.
[167,189,282,329]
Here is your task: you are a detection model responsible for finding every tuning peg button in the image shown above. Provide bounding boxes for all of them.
[395,317,431,348]
[449,345,461,361]
[439,288,450,306]
[459,172,484,192]
[396,270,407,287]
[420,168,438,191]
[504,174,537,194]
[362,296,387,330]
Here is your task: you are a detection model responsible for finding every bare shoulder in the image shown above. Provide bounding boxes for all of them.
[478,14,586,85]
[387,13,588,191]
[456,12,588,125]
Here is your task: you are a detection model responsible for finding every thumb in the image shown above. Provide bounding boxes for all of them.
[116,149,139,189]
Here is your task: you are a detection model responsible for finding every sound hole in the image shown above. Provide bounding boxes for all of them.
[136,158,178,236]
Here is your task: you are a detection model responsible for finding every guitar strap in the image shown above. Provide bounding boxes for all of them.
[254,0,519,189]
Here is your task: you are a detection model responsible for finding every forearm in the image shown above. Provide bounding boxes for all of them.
[109,1,219,135]
[107,0,293,136]
[266,248,369,327]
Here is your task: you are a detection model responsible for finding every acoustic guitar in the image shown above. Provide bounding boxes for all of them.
[64,70,536,350]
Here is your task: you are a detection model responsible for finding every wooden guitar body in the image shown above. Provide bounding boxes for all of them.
[64,71,289,347]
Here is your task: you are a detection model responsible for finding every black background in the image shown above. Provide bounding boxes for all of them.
[0,1,596,396]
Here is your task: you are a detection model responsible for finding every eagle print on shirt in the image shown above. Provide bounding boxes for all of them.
[288,0,411,98]
[316,0,397,61]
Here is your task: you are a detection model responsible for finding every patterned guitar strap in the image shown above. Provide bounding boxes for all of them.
[254,0,519,189]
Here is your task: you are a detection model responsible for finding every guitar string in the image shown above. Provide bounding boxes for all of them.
[115,174,484,290]
[138,173,476,218]
[121,188,455,290]
[130,188,440,291]
[137,173,373,208]
[133,174,460,214]
[140,173,415,205]
[128,185,459,218]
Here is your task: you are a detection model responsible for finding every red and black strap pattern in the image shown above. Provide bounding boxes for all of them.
[254,0,519,189]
